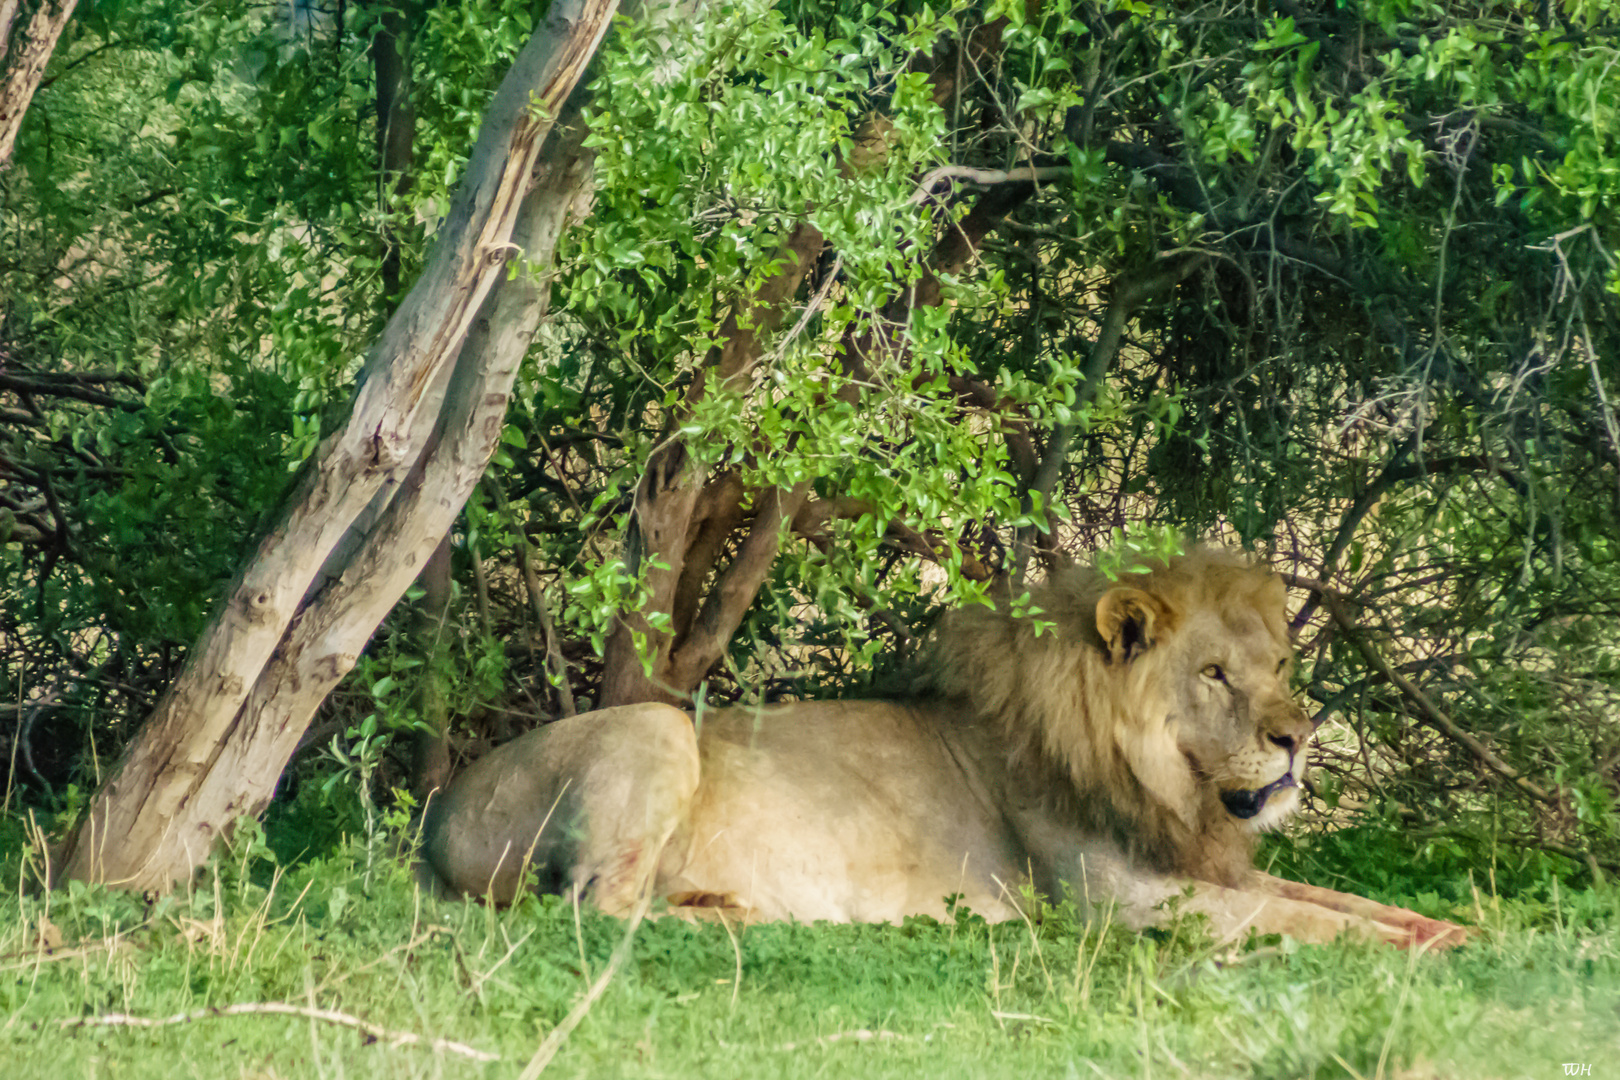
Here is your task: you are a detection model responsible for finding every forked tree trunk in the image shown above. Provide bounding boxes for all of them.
[57,0,619,892]
[595,19,1017,707]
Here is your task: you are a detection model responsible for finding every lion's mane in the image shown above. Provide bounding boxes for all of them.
[919,548,1292,886]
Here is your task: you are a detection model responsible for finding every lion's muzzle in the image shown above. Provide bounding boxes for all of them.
[1219,772,1298,820]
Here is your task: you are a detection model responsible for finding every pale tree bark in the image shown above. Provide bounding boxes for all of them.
[368,0,452,800]
[58,0,619,891]
[0,0,78,168]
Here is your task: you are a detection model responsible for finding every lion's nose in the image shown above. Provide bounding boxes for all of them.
[1268,733,1297,755]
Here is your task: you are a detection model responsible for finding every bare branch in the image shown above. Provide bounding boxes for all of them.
[1319,590,1555,805]
[1011,251,1209,582]
[907,164,1069,204]
[1292,451,1522,630]
[516,525,576,718]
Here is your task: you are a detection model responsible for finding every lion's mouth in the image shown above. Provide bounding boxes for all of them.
[1219,773,1298,820]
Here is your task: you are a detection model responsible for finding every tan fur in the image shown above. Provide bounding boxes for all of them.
[424,550,1467,949]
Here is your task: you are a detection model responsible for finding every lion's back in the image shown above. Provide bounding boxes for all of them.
[662,700,1027,922]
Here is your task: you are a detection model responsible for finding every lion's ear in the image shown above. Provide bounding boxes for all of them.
[1095,587,1177,664]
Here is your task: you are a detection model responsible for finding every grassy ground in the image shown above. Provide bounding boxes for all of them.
[2,823,1616,1080]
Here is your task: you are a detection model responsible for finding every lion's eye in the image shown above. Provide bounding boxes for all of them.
[1276,658,1289,673]
[1202,664,1226,682]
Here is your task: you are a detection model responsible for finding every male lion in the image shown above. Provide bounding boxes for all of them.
[424,549,1465,948]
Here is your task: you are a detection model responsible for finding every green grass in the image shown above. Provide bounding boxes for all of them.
[3,824,1617,1079]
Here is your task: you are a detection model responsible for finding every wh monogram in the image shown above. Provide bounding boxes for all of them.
[1562,1065,1591,1076]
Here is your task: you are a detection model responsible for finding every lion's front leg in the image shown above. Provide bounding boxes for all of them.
[422,704,699,911]
[1044,838,1468,949]
[1241,871,1469,949]
[1164,873,1468,950]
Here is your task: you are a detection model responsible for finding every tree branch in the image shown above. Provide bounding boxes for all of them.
[60,1002,497,1062]
[669,470,747,646]
[1318,590,1555,805]
[790,496,996,580]
[1292,451,1523,630]
[0,373,142,411]
[1010,251,1209,582]
[907,164,1069,205]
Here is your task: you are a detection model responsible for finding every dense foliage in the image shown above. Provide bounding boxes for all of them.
[1,0,1617,887]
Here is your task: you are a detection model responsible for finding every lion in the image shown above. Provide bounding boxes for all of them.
[423,548,1466,948]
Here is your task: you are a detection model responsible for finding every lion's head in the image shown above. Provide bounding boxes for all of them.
[922,548,1315,886]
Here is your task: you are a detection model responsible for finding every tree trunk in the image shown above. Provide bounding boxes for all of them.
[372,1,417,300]
[410,536,454,801]
[372,0,452,800]
[57,0,617,892]
[0,0,78,168]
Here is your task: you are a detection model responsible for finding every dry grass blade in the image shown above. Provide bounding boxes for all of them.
[517,842,662,1080]
[58,1002,499,1061]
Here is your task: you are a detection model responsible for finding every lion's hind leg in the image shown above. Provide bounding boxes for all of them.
[664,891,758,925]
[423,703,699,911]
